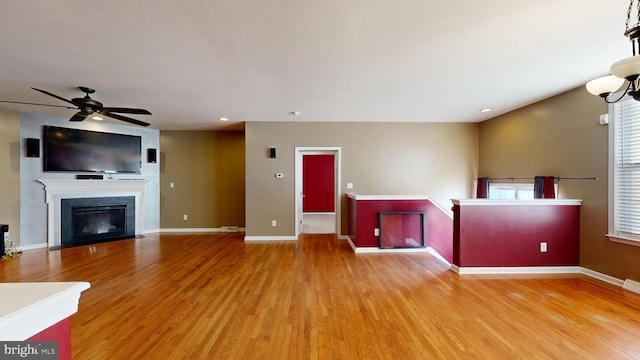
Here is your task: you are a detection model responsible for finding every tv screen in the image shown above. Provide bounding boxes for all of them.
[43,125,142,173]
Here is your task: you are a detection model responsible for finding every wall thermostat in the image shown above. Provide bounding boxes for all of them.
[275,173,284,179]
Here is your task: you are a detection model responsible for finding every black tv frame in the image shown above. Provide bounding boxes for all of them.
[42,125,142,174]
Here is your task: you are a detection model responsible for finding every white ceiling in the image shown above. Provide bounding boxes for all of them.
[0,0,631,130]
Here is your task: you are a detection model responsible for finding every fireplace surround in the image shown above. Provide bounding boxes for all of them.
[38,179,147,250]
[61,196,135,248]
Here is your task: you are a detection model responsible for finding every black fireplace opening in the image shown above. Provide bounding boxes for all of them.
[61,196,135,248]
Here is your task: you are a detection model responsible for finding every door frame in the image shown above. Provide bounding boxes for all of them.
[295,147,342,236]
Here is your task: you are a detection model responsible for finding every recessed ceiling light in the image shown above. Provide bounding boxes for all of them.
[92,116,103,121]
[219,117,229,122]
[480,108,492,113]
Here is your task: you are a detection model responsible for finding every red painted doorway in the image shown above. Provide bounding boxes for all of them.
[302,153,336,233]
[303,154,335,212]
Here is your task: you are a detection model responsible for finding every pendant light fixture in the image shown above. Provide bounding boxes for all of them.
[587,0,640,102]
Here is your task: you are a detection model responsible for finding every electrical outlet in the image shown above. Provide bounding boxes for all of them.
[183,214,188,221]
[374,228,379,236]
[170,182,175,188]
[272,220,277,227]
[540,242,547,252]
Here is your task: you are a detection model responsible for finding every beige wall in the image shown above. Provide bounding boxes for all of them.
[0,107,20,246]
[159,131,245,229]
[479,87,640,281]
[245,122,479,236]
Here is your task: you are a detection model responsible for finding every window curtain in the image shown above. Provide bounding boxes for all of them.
[534,176,556,199]
[476,177,490,198]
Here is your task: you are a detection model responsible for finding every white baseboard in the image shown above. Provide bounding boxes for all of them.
[244,233,348,242]
[426,247,451,266]
[244,236,298,241]
[160,227,245,233]
[579,267,625,287]
[17,243,48,251]
[622,279,640,294]
[345,236,357,251]
[353,246,429,254]
[344,237,450,266]
[449,265,637,294]
[452,266,582,275]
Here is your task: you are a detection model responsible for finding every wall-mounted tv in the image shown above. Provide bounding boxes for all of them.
[43,125,142,174]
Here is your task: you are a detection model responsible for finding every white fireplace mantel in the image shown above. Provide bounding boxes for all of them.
[38,179,148,249]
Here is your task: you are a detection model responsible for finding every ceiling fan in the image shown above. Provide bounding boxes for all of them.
[0,86,152,127]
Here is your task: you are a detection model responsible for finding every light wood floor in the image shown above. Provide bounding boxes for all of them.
[2,233,640,359]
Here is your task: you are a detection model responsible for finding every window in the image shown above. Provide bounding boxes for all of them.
[487,183,559,200]
[609,99,640,244]
[489,183,535,200]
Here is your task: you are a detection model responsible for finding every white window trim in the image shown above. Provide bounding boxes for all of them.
[606,98,640,247]
[607,234,640,247]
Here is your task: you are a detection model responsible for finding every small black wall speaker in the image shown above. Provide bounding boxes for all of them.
[270,147,276,159]
[26,138,40,158]
[147,148,157,163]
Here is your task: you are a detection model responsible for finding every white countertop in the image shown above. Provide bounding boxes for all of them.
[0,282,91,340]
[451,199,582,206]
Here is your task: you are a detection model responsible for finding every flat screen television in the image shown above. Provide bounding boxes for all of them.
[43,125,142,173]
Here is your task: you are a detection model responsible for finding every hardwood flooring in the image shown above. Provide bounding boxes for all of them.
[2,233,640,359]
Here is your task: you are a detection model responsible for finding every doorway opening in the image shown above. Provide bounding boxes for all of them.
[295,147,341,236]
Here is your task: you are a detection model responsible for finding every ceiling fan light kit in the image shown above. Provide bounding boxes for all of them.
[587,0,640,103]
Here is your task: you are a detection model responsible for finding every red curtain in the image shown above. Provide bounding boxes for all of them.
[476,177,490,198]
[534,176,556,199]
[543,176,555,198]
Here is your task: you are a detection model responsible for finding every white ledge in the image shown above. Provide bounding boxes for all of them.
[37,179,148,201]
[451,199,582,206]
[347,193,431,200]
[0,282,91,340]
[347,193,453,218]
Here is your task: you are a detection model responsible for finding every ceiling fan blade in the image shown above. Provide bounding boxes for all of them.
[69,111,89,122]
[102,107,151,115]
[0,100,76,109]
[102,112,150,127]
[31,87,76,106]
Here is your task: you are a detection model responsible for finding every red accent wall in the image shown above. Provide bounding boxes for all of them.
[347,197,453,262]
[453,204,580,267]
[303,154,335,212]
[27,317,71,360]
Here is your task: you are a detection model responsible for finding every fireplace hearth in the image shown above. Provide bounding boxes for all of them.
[61,196,135,248]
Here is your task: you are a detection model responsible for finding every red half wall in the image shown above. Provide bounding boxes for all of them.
[347,195,453,262]
[452,200,580,267]
[27,317,71,360]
